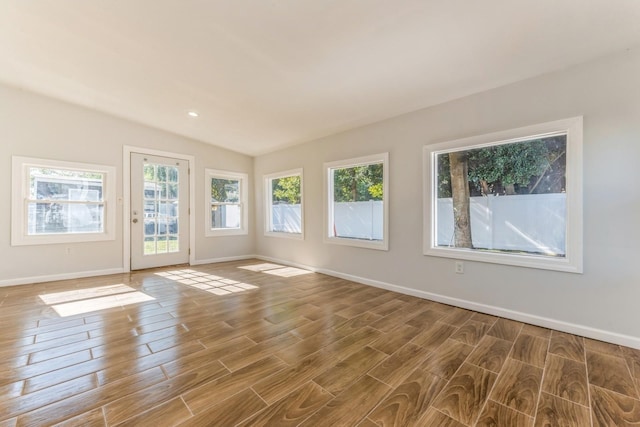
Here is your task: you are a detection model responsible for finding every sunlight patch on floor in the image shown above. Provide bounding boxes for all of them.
[39,285,155,317]
[155,269,259,295]
[238,263,312,277]
[238,263,285,272]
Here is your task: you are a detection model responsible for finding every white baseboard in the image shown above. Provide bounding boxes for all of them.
[0,268,126,288]
[0,256,258,288]
[191,255,258,266]
[255,255,640,350]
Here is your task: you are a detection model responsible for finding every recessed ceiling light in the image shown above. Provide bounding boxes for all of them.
[187,111,199,118]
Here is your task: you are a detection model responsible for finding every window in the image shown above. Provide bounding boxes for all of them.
[264,169,304,239]
[11,156,116,245]
[324,153,389,250]
[424,117,583,273]
[205,169,248,236]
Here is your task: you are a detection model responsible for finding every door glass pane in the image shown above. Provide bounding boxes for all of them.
[157,166,167,182]
[168,235,179,252]
[144,219,155,236]
[144,236,156,255]
[168,184,178,200]
[143,162,180,255]
[168,167,178,182]
[157,235,168,253]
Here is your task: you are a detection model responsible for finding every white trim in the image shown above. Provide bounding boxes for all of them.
[323,152,389,251]
[204,168,249,237]
[0,268,125,288]
[264,168,304,240]
[123,146,196,271]
[191,254,257,265]
[423,117,583,273]
[11,156,117,246]
[254,255,640,350]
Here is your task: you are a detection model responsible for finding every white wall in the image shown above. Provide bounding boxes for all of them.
[0,84,254,284]
[254,48,640,346]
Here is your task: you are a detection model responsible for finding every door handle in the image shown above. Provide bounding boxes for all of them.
[132,218,139,223]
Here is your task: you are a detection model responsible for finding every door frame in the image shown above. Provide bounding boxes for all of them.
[123,146,196,272]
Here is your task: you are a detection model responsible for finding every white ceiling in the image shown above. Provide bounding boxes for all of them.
[2,1,640,156]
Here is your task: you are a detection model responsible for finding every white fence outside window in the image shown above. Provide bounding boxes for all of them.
[271,204,303,234]
[272,195,565,253]
[436,193,566,255]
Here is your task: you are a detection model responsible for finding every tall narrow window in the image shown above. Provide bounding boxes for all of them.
[264,169,303,239]
[205,169,248,236]
[11,157,116,245]
[324,153,389,250]
[424,117,583,272]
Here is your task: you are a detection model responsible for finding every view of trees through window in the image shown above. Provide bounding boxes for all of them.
[328,160,386,244]
[272,176,301,204]
[333,163,383,202]
[267,173,302,235]
[210,177,240,229]
[435,134,567,255]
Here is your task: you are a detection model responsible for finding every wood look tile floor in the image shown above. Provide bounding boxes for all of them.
[1,260,639,426]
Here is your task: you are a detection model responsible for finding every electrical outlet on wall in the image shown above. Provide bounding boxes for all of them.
[455,261,464,274]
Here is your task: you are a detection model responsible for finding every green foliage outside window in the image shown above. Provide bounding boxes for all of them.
[437,135,566,198]
[333,163,384,202]
[272,176,301,204]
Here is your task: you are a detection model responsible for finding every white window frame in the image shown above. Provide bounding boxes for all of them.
[11,156,117,246]
[324,152,389,251]
[423,117,583,273]
[264,168,304,240]
[204,169,248,237]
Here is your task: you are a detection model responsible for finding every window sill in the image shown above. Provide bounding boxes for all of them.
[424,246,582,273]
[265,231,304,240]
[324,236,389,251]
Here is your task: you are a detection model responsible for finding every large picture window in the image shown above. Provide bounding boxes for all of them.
[205,169,248,236]
[264,169,303,239]
[324,153,389,250]
[424,117,583,272]
[11,157,116,245]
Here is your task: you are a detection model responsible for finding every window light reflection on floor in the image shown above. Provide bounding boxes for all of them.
[155,269,259,295]
[39,285,155,317]
[238,263,312,277]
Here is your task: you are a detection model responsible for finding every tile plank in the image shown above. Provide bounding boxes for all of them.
[535,392,591,427]
[368,342,430,387]
[115,397,192,427]
[178,388,266,427]
[476,400,534,427]
[237,382,333,427]
[587,351,639,399]
[466,335,513,373]
[549,331,585,362]
[590,385,640,426]
[542,353,589,406]
[367,369,447,427]
[313,346,387,395]
[490,359,543,417]
[298,375,391,427]
[511,334,549,368]
[433,363,497,425]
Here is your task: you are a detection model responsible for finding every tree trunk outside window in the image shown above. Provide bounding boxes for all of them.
[449,152,473,248]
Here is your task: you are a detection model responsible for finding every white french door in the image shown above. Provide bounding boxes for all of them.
[130,153,189,270]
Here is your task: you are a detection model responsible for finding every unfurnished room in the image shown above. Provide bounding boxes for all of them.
[1,1,640,426]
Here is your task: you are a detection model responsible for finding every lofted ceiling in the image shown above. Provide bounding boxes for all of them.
[2,1,640,156]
